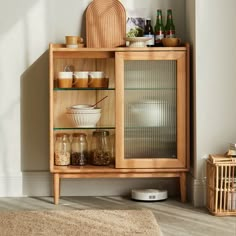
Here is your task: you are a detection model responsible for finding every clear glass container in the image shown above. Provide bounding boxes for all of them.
[54,133,71,166]
[91,130,111,166]
[71,133,88,166]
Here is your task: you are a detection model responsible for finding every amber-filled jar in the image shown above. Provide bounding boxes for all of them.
[91,130,111,166]
[54,133,71,166]
[71,133,88,166]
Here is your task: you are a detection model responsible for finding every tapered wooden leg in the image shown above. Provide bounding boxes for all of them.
[180,172,187,203]
[54,173,60,205]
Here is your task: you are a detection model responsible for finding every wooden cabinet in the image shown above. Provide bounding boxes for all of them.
[49,44,190,204]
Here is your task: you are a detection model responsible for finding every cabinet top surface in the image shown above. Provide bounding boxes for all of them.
[49,43,189,52]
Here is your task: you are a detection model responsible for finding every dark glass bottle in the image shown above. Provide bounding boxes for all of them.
[154,9,164,46]
[144,18,154,47]
[165,9,175,38]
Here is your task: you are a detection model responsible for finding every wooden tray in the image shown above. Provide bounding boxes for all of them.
[86,0,126,48]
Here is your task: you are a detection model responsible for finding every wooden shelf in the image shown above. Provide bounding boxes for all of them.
[54,88,115,91]
[53,127,115,130]
[50,43,189,52]
[52,165,189,173]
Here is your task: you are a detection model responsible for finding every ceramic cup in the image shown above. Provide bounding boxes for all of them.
[65,36,83,48]
[88,71,109,88]
[57,72,73,88]
[73,71,89,88]
[66,44,79,48]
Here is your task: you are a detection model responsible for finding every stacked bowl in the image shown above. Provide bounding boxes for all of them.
[66,105,101,127]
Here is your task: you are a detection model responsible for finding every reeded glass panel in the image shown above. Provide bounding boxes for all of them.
[124,60,177,159]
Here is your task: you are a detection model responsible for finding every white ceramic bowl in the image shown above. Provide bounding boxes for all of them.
[69,104,95,109]
[66,112,101,127]
[66,107,101,114]
[125,37,150,48]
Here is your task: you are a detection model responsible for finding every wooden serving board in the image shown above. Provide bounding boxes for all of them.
[86,0,126,48]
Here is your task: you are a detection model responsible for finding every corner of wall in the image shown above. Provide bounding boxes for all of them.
[188,173,206,207]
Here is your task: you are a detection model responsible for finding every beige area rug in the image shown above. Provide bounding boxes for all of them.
[0,209,162,236]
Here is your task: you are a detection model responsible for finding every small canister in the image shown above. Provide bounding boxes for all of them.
[71,133,88,166]
[54,133,71,166]
[91,130,111,166]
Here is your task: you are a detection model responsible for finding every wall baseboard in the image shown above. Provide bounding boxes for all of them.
[1,171,205,205]
[0,175,22,197]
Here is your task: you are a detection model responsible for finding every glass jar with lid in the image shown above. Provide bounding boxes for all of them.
[91,130,112,166]
[54,133,71,166]
[71,133,88,166]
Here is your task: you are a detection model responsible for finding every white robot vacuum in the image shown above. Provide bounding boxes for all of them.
[131,189,168,201]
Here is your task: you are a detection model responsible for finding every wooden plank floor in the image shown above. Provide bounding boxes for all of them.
[0,196,235,236]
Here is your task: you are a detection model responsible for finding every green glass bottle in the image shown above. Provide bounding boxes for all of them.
[154,9,165,46]
[165,9,175,38]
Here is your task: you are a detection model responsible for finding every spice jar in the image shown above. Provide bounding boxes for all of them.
[54,133,71,166]
[91,130,111,166]
[71,133,88,166]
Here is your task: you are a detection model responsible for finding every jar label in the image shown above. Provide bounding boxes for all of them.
[155,33,164,44]
[144,34,155,46]
[165,30,176,38]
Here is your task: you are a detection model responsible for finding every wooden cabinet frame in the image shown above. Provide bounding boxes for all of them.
[49,44,190,204]
[115,51,187,169]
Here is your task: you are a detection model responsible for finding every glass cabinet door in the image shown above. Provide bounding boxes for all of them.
[115,51,187,169]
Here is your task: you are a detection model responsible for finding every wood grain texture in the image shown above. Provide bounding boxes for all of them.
[86,0,126,48]
[49,44,190,205]
[53,173,60,205]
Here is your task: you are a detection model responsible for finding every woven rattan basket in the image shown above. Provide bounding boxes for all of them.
[207,154,236,216]
[86,0,126,48]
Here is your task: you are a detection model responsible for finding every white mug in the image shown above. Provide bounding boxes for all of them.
[73,71,89,88]
[88,71,108,88]
[66,44,79,48]
[89,71,105,79]
[57,72,73,88]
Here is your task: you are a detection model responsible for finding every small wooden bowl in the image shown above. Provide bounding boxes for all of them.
[162,38,181,47]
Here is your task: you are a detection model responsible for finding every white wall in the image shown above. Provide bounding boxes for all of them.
[184,0,236,206]
[0,0,187,197]
[196,0,236,176]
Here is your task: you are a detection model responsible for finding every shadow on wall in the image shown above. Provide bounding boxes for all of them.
[0,0,36,36]
[20,50,49,172]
